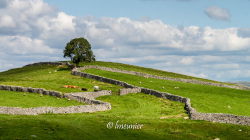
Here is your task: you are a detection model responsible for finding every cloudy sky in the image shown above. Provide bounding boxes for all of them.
[1,0,250,81]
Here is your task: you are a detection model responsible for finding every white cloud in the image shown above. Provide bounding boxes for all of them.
[52,12,75,31]
[0,0,250,82]
[0,15,15,27]
[83,18,250,52]
[180,57,193,65]
[0,36,55,55]
[204,6,231,21]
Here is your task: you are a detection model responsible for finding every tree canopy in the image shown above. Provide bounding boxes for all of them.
[63,37,95,65]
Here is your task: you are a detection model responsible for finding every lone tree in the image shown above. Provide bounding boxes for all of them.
[63,37,95,66]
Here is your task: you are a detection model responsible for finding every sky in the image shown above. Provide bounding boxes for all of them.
[1,0,250,81]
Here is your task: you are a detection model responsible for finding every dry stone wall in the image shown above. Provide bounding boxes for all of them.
[0,85,111,115]
[72,69,134,88]
[24,62,66,67]
[0,85,63,98]
[0,105,109,115]
[119,88,141,95]
[78,65,250,90]
[64,91,112,105]
[73,67,250,126]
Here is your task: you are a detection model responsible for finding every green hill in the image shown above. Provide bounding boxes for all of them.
[79,61,221,82]
[84,68,250,116]
[0,62,249,140]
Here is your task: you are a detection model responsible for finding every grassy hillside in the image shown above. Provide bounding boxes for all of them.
[84,68,250,116]
[1,93,249,140]
[0,90,83,108]
[79,61,230,84]
[0,64,121,94]
[0,63,249,139]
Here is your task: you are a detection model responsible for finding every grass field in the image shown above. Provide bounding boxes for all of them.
[0,64,121,94]
[84,68,250,116]
[0,63,249,140]
[0,93,249,140]
[0,90,83,108]
[79,61,231,84]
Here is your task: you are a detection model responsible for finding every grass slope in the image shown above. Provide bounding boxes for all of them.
[0,64,121,94]
[79,61,230,84]
[1,93,249,140]
[0,63,249,139]
[0,90,83,108]
[84,68,250,116]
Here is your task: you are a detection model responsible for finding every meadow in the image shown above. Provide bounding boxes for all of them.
[84,68,250,116]
[0,63,249,140]
[0,90,83,108]
[0,64,120,94]
[79,61,231,84]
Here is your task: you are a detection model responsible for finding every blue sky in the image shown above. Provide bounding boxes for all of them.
[44,0,250,28]
[1,0,250,82]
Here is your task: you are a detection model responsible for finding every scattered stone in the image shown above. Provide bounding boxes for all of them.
[213,138,220,140]
[94,86,100,91]
[160,116,167,119]
[183,117,189,120]
[30,135,37,138]
[238,129,242,132]
[67,99,71,101]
